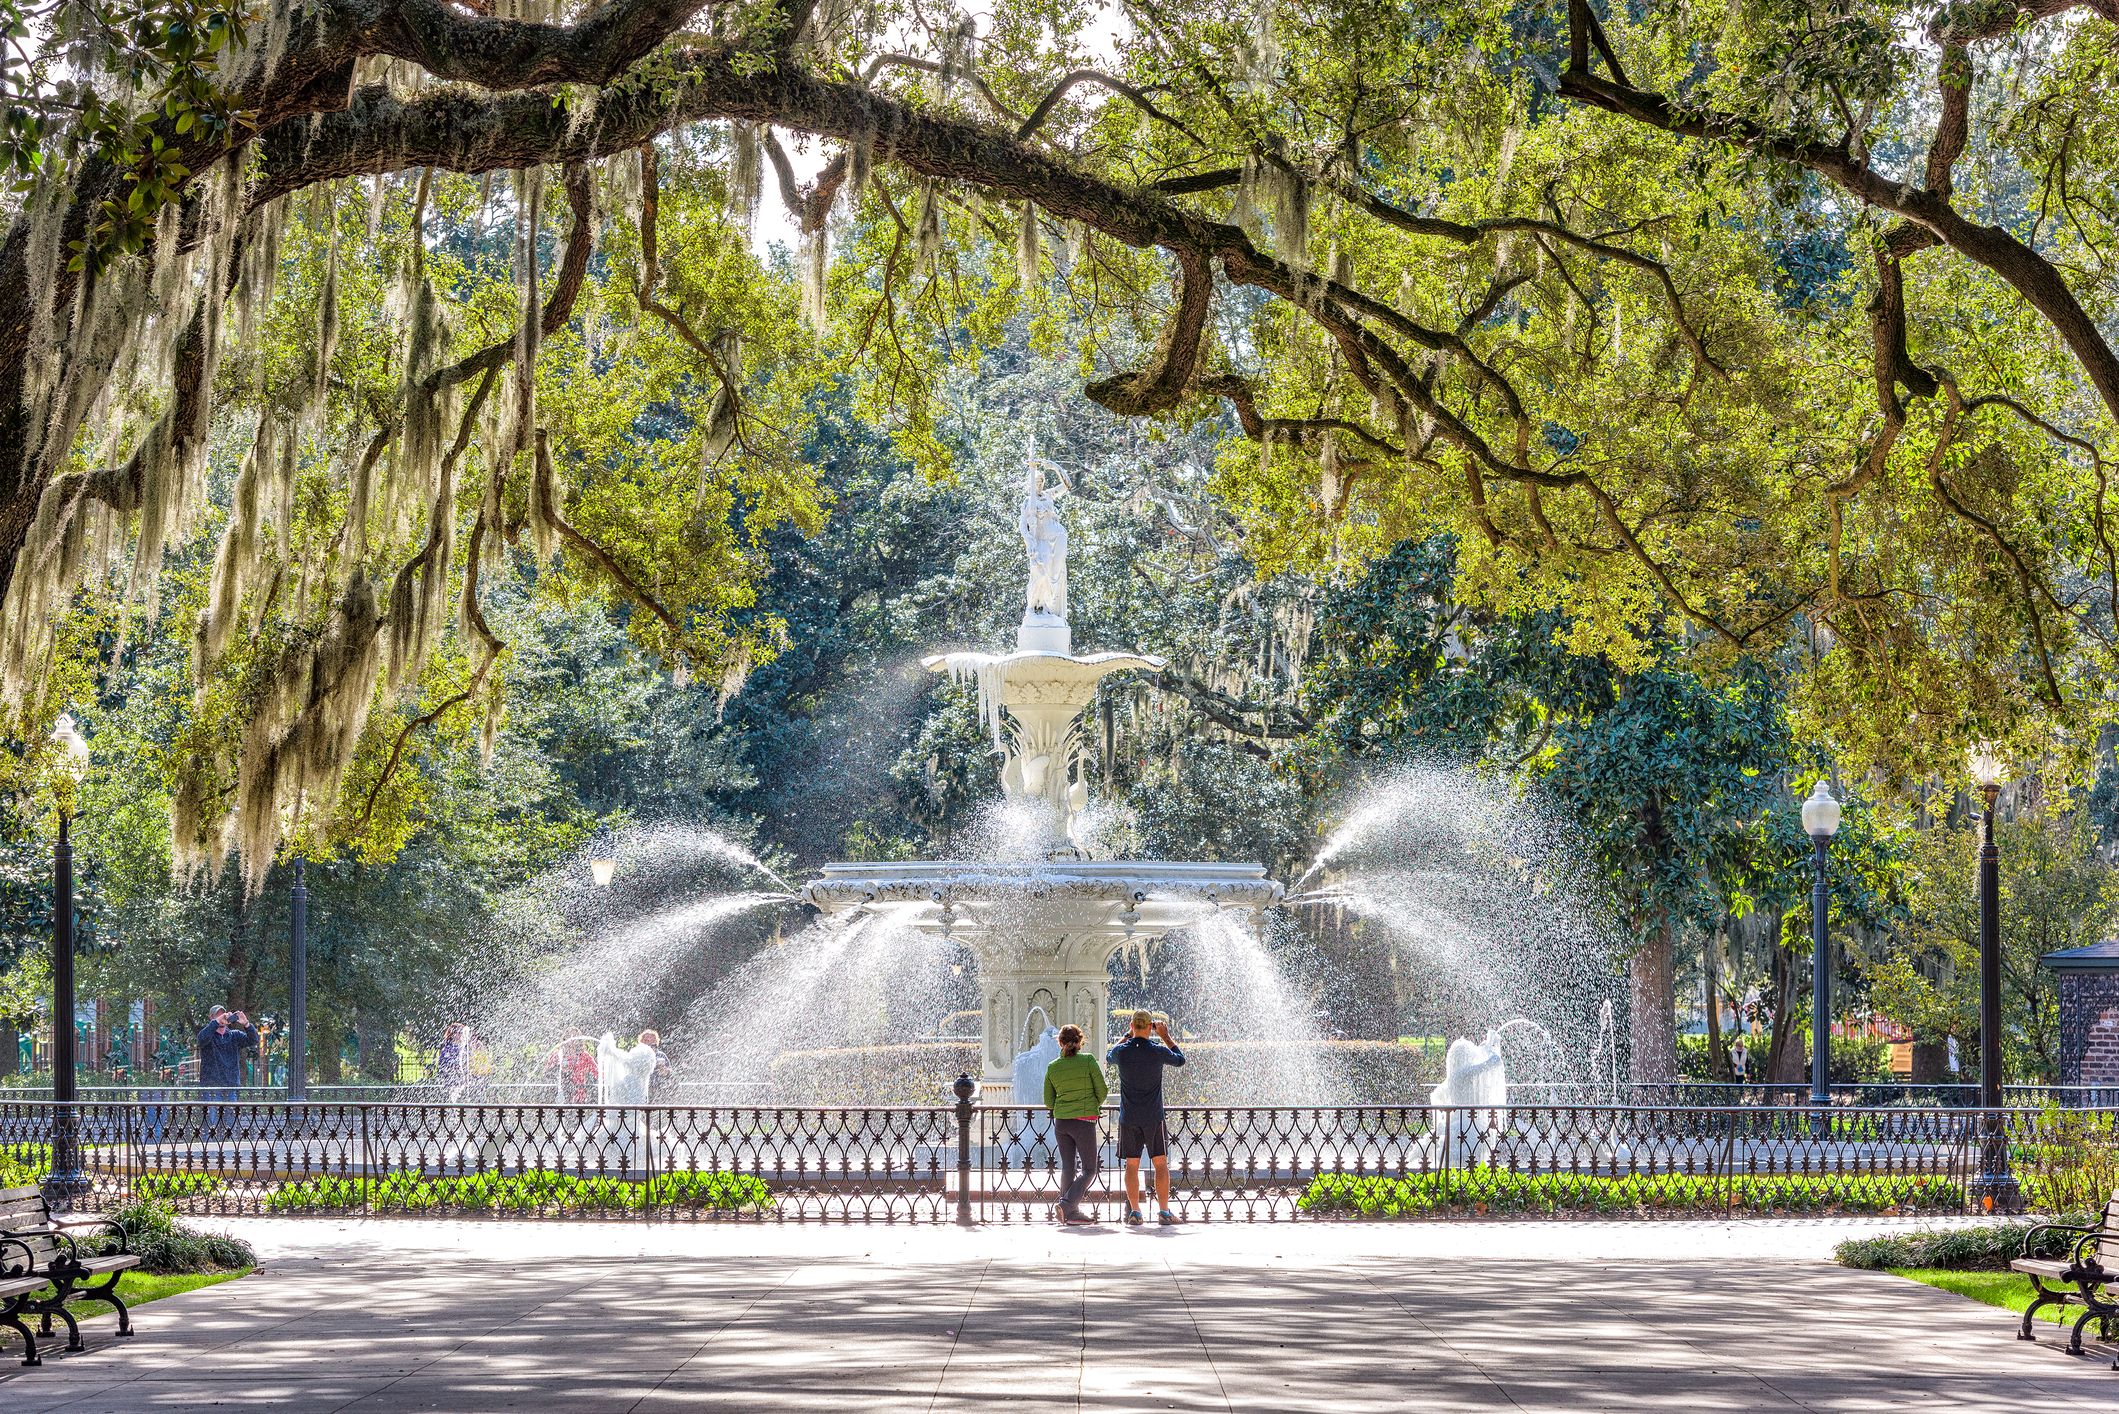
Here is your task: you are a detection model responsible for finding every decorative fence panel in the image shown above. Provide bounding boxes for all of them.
[2,1099,2111,1223]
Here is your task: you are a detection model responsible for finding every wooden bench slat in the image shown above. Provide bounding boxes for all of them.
[73,1255,139,1275]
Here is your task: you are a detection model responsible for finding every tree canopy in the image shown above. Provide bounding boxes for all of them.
[7,0,2119,876]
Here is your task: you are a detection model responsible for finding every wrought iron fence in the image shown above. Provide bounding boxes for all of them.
[11,1079,2118,1108]
[2,1097,2112,1223]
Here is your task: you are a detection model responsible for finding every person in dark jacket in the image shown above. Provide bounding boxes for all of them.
[1106,1009,1185,1225]
[196,1006,257,1125]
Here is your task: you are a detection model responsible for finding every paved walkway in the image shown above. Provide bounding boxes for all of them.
[4,1218,2115,1411]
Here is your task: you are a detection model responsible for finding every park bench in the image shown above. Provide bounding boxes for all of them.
[0,1183,139,1363]
[0,1237,46,1365]
[2012,1189,2119,1364]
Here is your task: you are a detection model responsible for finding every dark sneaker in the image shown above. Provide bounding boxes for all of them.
[1157,1210,1180,1226]
[1062,1209,1095,1225]
[1125,1208,1144,1226]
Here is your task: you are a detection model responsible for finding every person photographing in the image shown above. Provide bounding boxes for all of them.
[195,1005,257,1094]
[1107,1009,1184,1226]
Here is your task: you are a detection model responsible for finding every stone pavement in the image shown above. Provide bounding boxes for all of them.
[3,1217,2115,1411]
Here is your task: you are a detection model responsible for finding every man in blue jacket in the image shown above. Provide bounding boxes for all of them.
[1106,1009,1185,1226]
[196,1006,257,1123]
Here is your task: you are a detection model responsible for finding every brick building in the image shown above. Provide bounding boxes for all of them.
[2044,940,2119,1087]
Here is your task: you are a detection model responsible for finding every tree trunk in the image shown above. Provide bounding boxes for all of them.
[1763,917,1806,1086]
[1629,913,1678,1083]
[0,1022,15,1077]
[313,1012,344,1084]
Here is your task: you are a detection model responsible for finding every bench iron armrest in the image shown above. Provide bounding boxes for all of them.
[49,1215,128,1253]
[0,1236,35,1279]
[0,1226,83,1263]
[2070,1230,2111,1274]
[2020,1221,2098,1260]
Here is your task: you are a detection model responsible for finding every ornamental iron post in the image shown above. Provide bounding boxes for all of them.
[1971,764,2022,1212]
[45,809,86,1203]
[288,857,309,1101]
[953,1073,976,1226]
[1799,781,1842,1111]
[44,714,90,1206]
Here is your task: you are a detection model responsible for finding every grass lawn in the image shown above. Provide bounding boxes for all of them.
[23,1268,250,1318]
[1890,1268,2081,1329]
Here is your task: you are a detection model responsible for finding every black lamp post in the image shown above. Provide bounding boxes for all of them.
[44,714,90,1204]
[287,857,308,1100]
[1967,744,2021,1211]
[1800,780,1842,1109]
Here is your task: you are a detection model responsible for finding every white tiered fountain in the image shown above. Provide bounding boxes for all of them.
[801,455,1282,1092]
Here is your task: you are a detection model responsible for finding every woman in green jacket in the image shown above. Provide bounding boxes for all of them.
[1042,1023,1107,1224]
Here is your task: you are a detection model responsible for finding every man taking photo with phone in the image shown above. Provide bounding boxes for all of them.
[196,1005,257,1132]
[1107,1009,1185,1226]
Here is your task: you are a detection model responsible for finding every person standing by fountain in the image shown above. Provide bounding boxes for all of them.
[1107,1010,1185,1226]
[436,1023,471,1101]
[1042,1023,1107,1224]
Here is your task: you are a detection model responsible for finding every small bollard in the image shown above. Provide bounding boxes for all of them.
[953,1073,976,1226]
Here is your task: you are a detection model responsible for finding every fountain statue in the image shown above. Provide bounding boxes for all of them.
[1428,1032,1509,1166]
[596,1032,660,1106]
[1010,1022,1063,1105]
[802,446,1284,1092]
[1019,452,1069,632]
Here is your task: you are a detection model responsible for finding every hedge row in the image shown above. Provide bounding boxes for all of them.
[262,1167,773,1214]
[1298,1168,1966,1217]
[1834,1216,2098,1271]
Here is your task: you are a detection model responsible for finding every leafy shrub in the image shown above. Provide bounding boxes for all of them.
[90,1199,254,1274]
[263,1167,772,1215]
[2018,1108,2119,1215]
[0,1143,50,1188]
[132,1172,225,1201]
[1834,1218,2097,1272]
[1297,1168,1965,1218]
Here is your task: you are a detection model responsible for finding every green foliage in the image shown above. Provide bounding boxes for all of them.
[263,1167,772,1216]
[0,1141,48,1187]
[131,1171,224,1201]
[1298,1168,1965,1218]
[1835,1222,2092,1273]
[2017,1108,2119,1216]
[0,0,249,265]
[93,1198,254,1274]
[1865,815,2112,1078]
[1676,1033,1893,1083]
